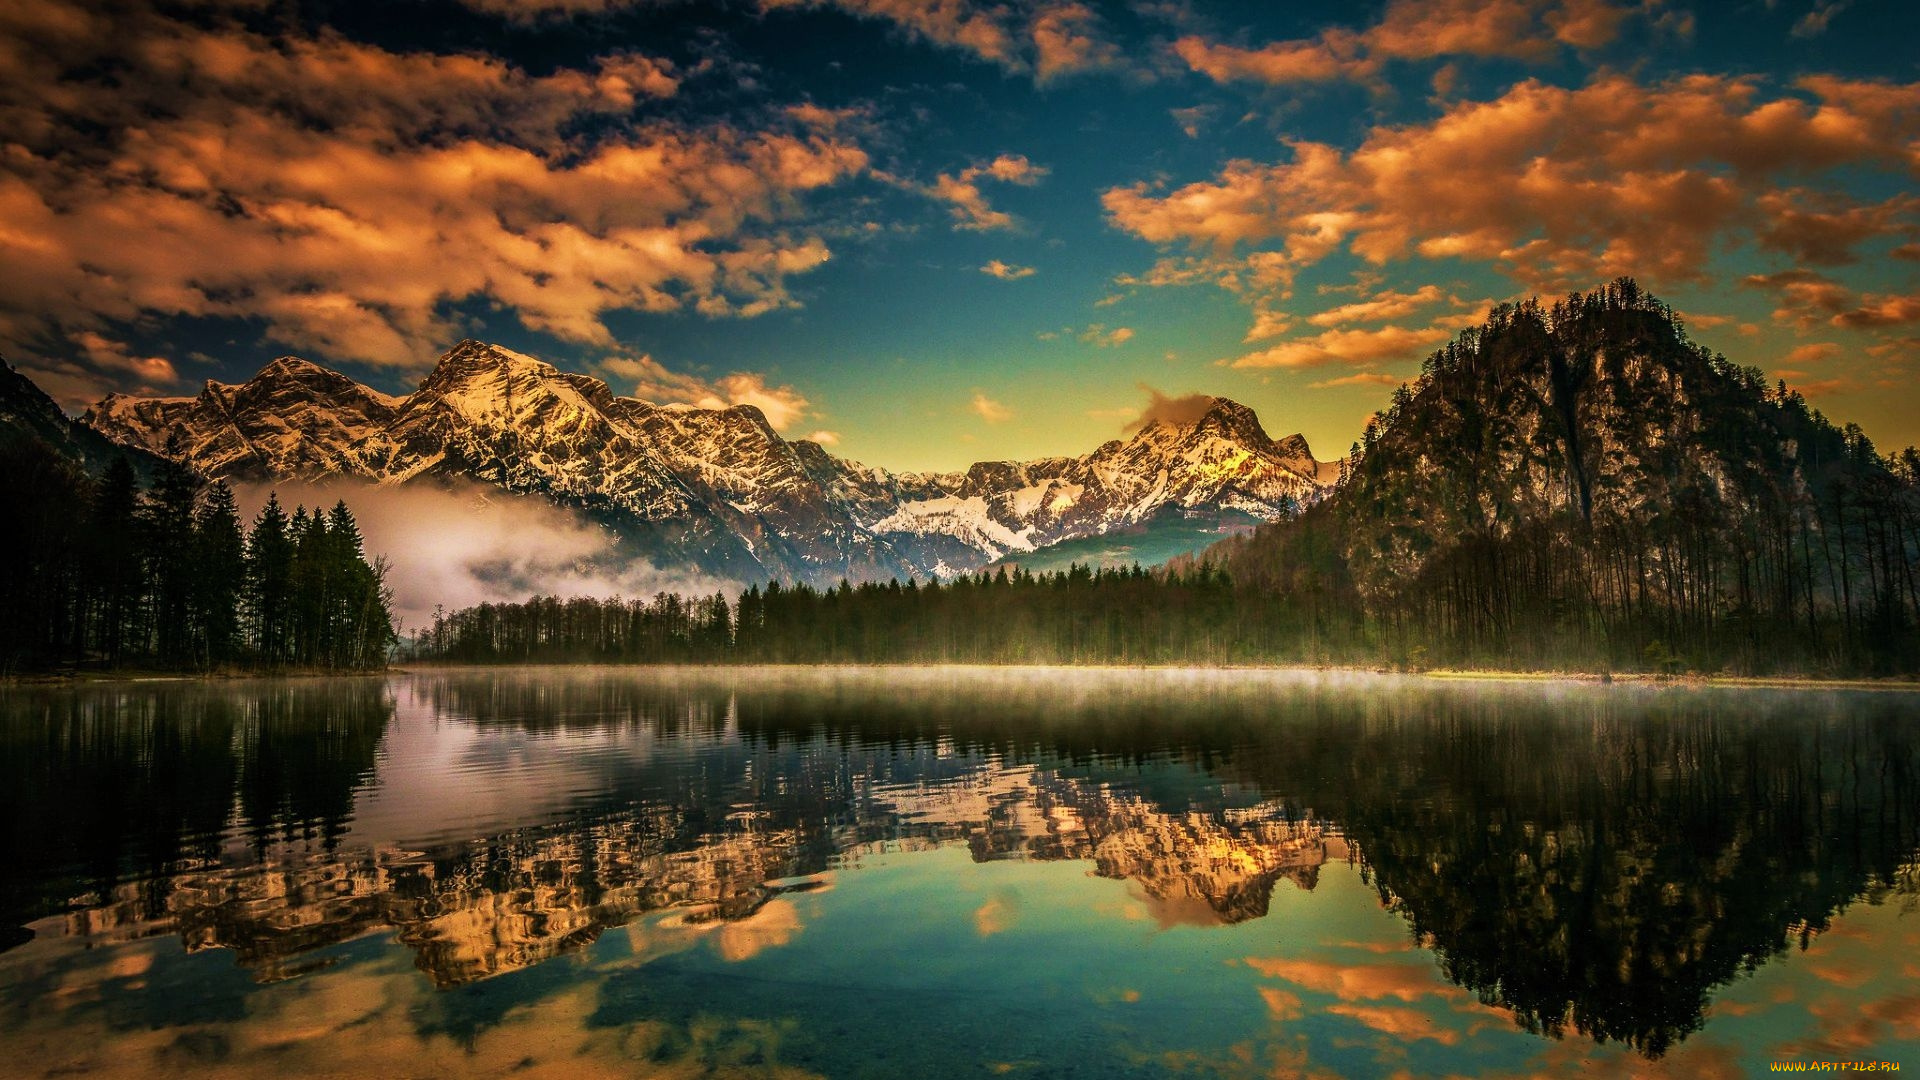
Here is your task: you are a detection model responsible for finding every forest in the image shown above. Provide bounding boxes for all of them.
[0,438,394,672]
[411,282,1920,677]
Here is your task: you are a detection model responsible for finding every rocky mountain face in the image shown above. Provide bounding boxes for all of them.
[79,339,1331,585]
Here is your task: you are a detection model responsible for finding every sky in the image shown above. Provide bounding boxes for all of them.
[1,0,1917,472]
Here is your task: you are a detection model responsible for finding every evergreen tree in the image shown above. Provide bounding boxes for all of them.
[192,482,247,666]
[142,451,201,663]
[86,455,143,663]
[247,494,296,664]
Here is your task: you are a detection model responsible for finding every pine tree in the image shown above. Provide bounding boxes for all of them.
[246,494,295,664]
[143,452,201,664]
[87,456,143,663]
[192,482,247,666]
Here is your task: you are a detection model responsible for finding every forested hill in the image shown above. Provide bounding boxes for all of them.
[1184,279,1919,674]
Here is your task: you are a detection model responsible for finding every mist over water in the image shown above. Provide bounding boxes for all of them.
[0,668,1915,1078]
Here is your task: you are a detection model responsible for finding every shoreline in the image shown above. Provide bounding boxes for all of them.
[10,662,1915,693]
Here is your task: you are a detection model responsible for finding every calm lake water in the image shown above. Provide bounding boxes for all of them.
[0,667,1915,1078]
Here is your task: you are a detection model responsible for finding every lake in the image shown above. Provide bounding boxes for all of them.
[0,667,1915,1078]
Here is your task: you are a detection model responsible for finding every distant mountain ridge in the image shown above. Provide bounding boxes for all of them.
[74,340,1332,586]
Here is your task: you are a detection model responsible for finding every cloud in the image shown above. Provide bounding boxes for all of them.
[1784,343,1844,365]
[1865,336,1920,361]
[1743,269,1857,327]
[1305,285,1448,327]
[1172,0,1655,88]
[764,0,1021,68]
[1105,73,1920,335]
[926,155,1048,231]
[1123,387,1216,433]
[20,331,185,407]
[0,0,867,377]
[982,260,1038,280]
[595,353,815,431]
[1791,0,1850,38]
[1243,305,1296,342]
[760,0,1123,83]
[1170,105,1216,139]
[231,481,737,628]
[1756,190,1918,265]
[1232,325,1450,369]
[1080,324,1135,347]
[1744,273,1920,330]
[1031,2,1123,83]
[454,0,651,20]
[804,429,841,446]
[1832,292,1920,329]
[1308,372,1404,389]
[970,392,1013,423]
[1784,376,1859,398]
[693,373,814,431]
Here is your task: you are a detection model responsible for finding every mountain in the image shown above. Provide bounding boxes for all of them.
[77,340,1332,586]
[1183,278,1920,673]
[0,357,164,478]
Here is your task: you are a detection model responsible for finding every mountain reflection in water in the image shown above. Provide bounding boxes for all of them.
[0,668,1915,1077]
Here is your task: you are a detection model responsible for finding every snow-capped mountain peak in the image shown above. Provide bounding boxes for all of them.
[76,341,1334,584]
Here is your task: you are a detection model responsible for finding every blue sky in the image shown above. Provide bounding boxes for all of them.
[1,0,1916,469]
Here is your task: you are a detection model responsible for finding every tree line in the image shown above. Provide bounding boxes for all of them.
[0,437,394,672]
[406,565,1280,666]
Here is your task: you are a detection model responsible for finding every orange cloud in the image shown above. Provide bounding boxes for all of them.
[764,0,1021,67]
[982,260,1038,280]
[1305,285,1448,327]
[1173,0,1653,88]
[1746,273,1920,331]
[18,330,186,410]
[596,353,815,431]
[1757,190,1919,265]
[759,0,1123,83]
[927,155,1048,231]
[693,373,815,431]
[1833,292,1920,328]
[971,392,1013,423]
[1080,325,1135,347]
[1308,372,1405,389]
[1783,343,1845,365]
[0,1,868,376]
[1106,73,1920,334]
[1232,326,1450,369]
[1744,270,1857,327]
[1031,2,1122,83]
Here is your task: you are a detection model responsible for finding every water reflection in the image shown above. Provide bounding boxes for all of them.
[0,668,1915,1072]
